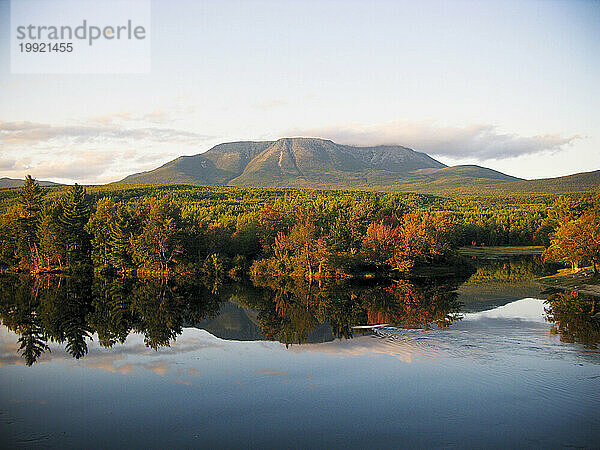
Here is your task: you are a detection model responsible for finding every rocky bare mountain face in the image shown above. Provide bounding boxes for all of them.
[118,137,521,190]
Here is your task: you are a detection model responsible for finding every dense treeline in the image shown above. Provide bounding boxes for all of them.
[0,176,598,276]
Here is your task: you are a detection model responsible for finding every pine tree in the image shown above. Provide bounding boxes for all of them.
[85,197,115,269]
[60,184,92,268]
[16,175,43,270]
[17,315,50,366]
[108,206,134,272]
[0,208,18,269]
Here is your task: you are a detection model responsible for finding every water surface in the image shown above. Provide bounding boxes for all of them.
[1,259,599,448]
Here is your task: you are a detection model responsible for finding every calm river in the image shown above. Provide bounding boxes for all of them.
[1,258,599,448]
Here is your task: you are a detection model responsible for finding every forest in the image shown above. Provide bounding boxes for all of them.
[0,175,598,278]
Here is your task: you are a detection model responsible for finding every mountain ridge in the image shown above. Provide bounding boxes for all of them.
[5,138,597,194]
[0,177,62,188]
[118,137,522,190]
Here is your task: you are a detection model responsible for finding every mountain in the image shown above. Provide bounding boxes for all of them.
[118,137,520,190]
[0,177,62,189]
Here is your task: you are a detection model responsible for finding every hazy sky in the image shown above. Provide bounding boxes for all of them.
[1,0,599,184]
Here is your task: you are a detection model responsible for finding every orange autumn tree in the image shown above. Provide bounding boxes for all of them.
[391,212,453,271]
[362,212,453,272]
[361,219,400,267]
[584,211,600,273]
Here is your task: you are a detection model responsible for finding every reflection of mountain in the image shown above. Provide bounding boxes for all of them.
[0,273,467,363]
[194,302,263,341]
[195,301,336,343]
[2,298,595,371]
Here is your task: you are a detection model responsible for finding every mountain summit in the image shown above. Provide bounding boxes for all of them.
[118,137,520,190]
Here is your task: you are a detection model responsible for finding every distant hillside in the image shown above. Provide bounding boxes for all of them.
[375,165,521,192]
[118,137,522,190]
[470,169,600,195]
[0,177,62,188]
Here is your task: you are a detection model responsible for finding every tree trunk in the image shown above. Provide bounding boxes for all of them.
[306,244,312,280]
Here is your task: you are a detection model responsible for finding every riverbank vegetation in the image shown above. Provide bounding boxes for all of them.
[0,176,598,279]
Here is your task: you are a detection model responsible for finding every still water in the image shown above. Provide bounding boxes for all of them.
[1,259,599,449]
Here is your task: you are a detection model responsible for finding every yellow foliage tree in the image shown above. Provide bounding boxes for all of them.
[545,211,600,272]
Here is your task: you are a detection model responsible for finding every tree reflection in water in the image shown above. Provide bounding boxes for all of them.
[0,274,224,364]
[545,291,600,349]
[0,271,497,365]
[244,277,465,345]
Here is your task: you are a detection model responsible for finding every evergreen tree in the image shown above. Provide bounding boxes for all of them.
[0,208,18,269]
[16,175,43,269]
[108,205,135,272]
[17,314,50,366]
[85,197,116,269]
[60,184,92,268]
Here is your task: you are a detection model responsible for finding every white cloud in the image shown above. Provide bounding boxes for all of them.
[0,147,185,184]
[290,121,580,160]
[0,120,211,145]
[0,157,17,170]
[0,118,216,183]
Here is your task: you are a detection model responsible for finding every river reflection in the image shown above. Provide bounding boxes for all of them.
[545,290,600,349]
[0,273,466,365]
[1,257,599,366]
[1,258,600,449]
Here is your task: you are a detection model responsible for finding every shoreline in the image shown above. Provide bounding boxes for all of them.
[458,246,545,257]
[538,268,600,298]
